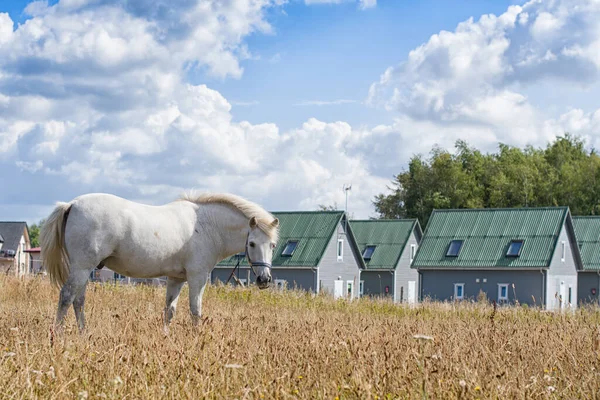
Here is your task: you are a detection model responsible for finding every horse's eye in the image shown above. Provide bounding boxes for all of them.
[249,242,255,248]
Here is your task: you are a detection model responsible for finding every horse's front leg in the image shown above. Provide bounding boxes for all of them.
[164,277,186,326]
[187,269,210,326]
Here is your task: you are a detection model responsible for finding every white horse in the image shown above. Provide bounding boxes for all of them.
[40,192,279,331]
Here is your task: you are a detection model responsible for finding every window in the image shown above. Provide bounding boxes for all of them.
[362,245,376,260]
[274,279,287,290]
[561,241,566,262]
[568,286,572,304]
[454,283,464,300]
[498,284,509,302]
[359,280,364,296]
[506,240,524,257]
[346,281,353,299]
[337,239,344,261]
[410,244,416,262]
[446,240,464,257]
[281,240,298,257]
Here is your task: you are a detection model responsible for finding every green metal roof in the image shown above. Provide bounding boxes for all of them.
[217,211,344,267]
[572,216,600,271]
[412,207,570,269]
[350,219,420,269]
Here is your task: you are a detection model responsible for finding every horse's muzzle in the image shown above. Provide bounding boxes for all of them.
[256,275,272,289]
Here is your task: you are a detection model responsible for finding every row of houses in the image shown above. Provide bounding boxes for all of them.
[3,206,600,309]
[212,207,600,310]
[211,211,422,303]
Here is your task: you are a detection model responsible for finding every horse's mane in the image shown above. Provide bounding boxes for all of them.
[180,192,279,242]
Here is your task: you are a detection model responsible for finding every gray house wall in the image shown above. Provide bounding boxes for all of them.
[394,229,419,303]
[211,267,317,292]
[420,270,544,306]
[546,225,579,310]
[361,270,394,298]
[318,221,361,298]
[578,271,600,305]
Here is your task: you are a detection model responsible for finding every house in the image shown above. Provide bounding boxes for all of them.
[0,222,31,277]
[211,211,365,299]
[24,247,43,274]
[412,207,582,310]
[89,267,165,286]
[89,267,120,283]
[350,219,422,303]
[571,216,600,305]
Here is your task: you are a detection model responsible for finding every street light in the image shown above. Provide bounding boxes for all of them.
[343,183,352,213]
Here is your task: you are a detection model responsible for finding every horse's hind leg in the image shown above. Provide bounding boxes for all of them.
[164,277,185,326]
[55,269,90,331]
[73,280,89,333]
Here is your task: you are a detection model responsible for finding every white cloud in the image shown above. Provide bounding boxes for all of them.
[0,13,13,46]
[4,0,600,224]
[368,0,600,152]
[0,0,388,219]
[530,11,564,39]
[543,108,600,149]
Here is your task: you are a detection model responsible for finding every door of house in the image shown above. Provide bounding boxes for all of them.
[408,281,416,304]
[334,279,344,299]
[559,281,567,310]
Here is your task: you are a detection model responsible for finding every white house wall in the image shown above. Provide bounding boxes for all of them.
[546,224,578,310]
[394,228,420,303]
[317,220,361,298]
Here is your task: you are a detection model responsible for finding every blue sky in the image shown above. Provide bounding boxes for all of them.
[196,0,518,130]
[1,0,600,223]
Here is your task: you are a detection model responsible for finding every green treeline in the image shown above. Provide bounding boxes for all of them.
[373,134,600,227]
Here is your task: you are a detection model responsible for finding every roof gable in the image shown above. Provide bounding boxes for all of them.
[350,219,419,269]
[0,222,28,256]
[572,216,600,271]
[412,208,569,269]
[217,211,344,267]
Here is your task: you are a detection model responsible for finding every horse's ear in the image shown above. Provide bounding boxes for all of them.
[249,217,258,229]
[271,218,279,228]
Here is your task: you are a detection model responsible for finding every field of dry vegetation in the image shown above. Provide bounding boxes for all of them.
[1,276,600,399]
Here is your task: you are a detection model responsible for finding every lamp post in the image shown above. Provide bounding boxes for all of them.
[343,183,352,214]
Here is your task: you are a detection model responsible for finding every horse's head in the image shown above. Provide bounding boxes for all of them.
[247,216,279,289]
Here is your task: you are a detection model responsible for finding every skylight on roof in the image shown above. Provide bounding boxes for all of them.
[506,240,524,257]
[281,240,298,257]
[446,240,463,257]
[362,245,376,260]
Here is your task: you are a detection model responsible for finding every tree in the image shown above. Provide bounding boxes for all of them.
[373,134,597,227]
[317,203,339,211]
[28,219,45,248]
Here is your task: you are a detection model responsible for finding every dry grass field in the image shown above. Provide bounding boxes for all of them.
[1,276,600,399]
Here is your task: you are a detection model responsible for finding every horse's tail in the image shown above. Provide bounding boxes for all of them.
[41,202,72,288]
